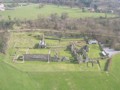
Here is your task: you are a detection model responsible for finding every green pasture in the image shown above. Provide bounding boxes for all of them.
[88,44,101,58]
[0,31,120,90]
[0,54,120,90]
[0,4,115,20]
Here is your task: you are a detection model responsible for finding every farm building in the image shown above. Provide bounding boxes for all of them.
[39,34,46,48]
[88,40,98,44]
[0,3,5,11]
[39,40,46,48]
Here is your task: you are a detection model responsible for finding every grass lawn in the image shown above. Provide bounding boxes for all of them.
[0,4,115,20]
[88,44,101,58]
[5,32,102,72]
[0,54,120,90]
[0,31,120,90]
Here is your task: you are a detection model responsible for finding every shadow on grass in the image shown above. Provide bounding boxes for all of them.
[104,58,112,71]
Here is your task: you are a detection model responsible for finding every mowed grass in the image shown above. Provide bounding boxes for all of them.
[0,4,115,20]
[88,44,101,58]
[0,56,36,90]
[0,54,120,90]
[1,32,120,90]
[6,32,102,72]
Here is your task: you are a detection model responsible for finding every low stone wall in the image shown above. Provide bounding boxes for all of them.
[23,54,50,61]
[104,58,112,71]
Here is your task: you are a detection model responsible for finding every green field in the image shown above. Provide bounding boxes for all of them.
[0,4,115,20]
[0,53,120,90]
[5,32,104,72]
[0,32,120,90]
[0,3,119,90]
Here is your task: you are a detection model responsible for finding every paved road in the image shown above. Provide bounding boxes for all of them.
[103,47,120,57]
[0,30,5,33]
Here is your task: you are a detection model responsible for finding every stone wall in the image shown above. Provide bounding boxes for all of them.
[23,54,50,61]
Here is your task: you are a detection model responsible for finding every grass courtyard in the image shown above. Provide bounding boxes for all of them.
[3,31,106,73]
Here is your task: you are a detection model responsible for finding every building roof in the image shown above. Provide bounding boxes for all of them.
[88,40,98,44]
[0,3,5,11]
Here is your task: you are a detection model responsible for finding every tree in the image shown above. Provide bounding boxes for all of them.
[78,0,93,7]
[69,0,74,8]
[82,7,85,12]
[0,32,9,54]
[50,13,59,22]
[61,13,69,20]
[93,4,98,12]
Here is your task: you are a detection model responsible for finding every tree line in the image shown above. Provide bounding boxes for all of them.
[0,31,9,54]
[2,0,93,7]
[0,13,120,50]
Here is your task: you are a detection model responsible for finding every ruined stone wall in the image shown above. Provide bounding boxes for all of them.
[23,54,50,61]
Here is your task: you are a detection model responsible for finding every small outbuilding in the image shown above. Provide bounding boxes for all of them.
[39,40,46,48]
[0,3,5,11]
[39,34,46,48]
[88,40,98,44]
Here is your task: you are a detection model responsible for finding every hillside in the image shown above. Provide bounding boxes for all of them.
[0,4,114,20]
[0,51,120,90]
[0,1,120,90]
[0,30,119,90]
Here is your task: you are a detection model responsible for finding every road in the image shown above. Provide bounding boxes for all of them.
[103,47,120,57]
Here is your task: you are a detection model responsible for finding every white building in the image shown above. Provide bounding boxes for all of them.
[0,3,5,11]
[88,40,98,44]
